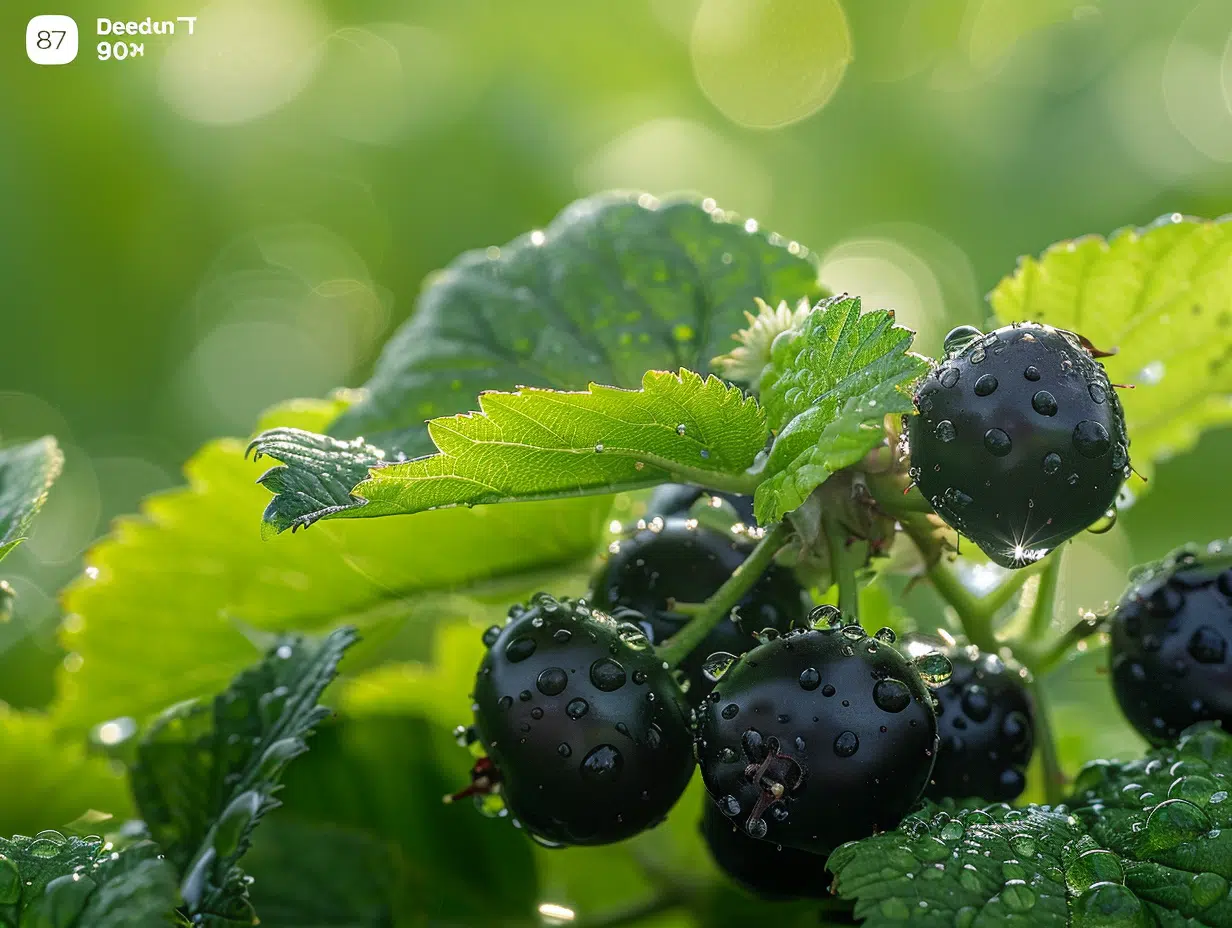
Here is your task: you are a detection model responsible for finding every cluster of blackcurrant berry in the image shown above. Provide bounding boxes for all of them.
[449,483,1037,897]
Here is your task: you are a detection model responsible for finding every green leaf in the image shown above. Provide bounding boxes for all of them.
[130,627,357,926]
[54,399,612,733]
[989,215,1232,484]
[0,436,63,563]
[330,193,822,458]
[262,370,766,524]
[828,723,1232,927]
[0,834,178,927]
[754,295,929,523]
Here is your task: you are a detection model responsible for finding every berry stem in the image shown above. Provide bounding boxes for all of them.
[1027,611,1105,676]
[574,889,684,927]
[655,521,792,669]
[824,510,861,622]
[977,559,1047,619]
[1027,676,1066,805]
[1024,550,1063,643]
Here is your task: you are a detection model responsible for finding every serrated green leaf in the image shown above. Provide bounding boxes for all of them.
[330,194,822,458]
[130,628,356,926]
[0,436,63,564]
[754,295,928,523]
[268,370,766,522]
[0,834,178,927]
[54,399,612,734]
[829,724,1232,927]
[990,215,1232,484]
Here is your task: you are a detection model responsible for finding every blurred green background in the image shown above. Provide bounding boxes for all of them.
[1,0,1230,854]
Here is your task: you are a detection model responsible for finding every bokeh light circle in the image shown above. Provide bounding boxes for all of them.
[690,0,852,129]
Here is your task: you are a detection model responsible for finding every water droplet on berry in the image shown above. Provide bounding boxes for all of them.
[841,624,867,641]
[974,374,998,396]
[482,625,501,647]
[1073,420,1111,458]
[632,669,647,684]
[1024,366,1041,381]
[537,667,568,696]
[580,744,623,782]
[808,605,843,629]
[1110,442,1128,470]
[1068,472,1080,486]
[719,747,738,763]
[498,695,513,710]
[873,679,911,713]
[565,698,589,719]
[943,325,982,355]
[553,628,572,644]
[939,367,960,388]
[943,487,973,510]
[874,627,897,643]
[531,707,544,720]
[833,731,859,757]
[822,684,836,697]
[983,428,1012,457]
[970,347,986,364]
[935,420,957,442]
[961,685,992,722]
[1087,508,1118,534]
[505,637,537,663]
[722,703,739,719]
[616,623,649,651]
[798,668,821,690]
[1043,452,1062,475]
[746,818,768,838]
[590,659,627,691]
[913,652,954,688]
[1031,390,1058,416]
[1191,872,1228,909]
[702,652,739,683]
[1089,382,1107,404]
[1188,627,1227,664]
[719,794,741,816]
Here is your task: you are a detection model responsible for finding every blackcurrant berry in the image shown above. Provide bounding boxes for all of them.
[902,635,1035,801]
[589,517,806,695]
[700,799,831,900]
[646,483,756,526]
[1110,547,1232,744]
[468,593,695,845]
[907,322,1130,568]
[696,623,940,855]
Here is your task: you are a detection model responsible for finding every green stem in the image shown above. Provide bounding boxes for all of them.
[977,560,1045,620]
[576,890,683,928]
[899,513,996,653]
[1025,550,1063,643]
[656,521,792,668]
[1029,612,1105,676]
[1028,677,1066,805]
[824,511,861,622]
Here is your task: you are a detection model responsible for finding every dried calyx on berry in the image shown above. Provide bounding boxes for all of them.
[457,593,696,846]
[907,322,1131,569]
[589,515,806,696]
[1110,541,1232,744]
[696,609,945,856]
[900,634,1035,802]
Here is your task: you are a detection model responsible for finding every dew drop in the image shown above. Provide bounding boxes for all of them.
[943,325,983,355]
[961,685,992,722]
[1031,390,1058,416]
[1191,872,1228,909]
[808,605,843,629]
[505,637,537,663]
[1065,849,1124,892]
[1001,880,1035,913]
[834,730,860,757]
[746,818,768,839]
[616,622,650,651]
[481,625,501,647]
[593,443,604,453]
[676,424,687,436]
[983,428,1012,457]
[1145,798,1209,851]
[974,374,998,396]
[841,624,867,641]
[719,794,741,816]
[1073,420,1111,458]
[799,668,821,691]
[702,652,739,683]
[935,420,957,442]
[590,659,627,692]
[497,695,513,710]
[970,347,986,364]
[1110,442,1128,471]
[557,743,572,758]
[537,667,569,696]
[722,703,739,720]
[1024,366,1041,381]
[1089,383,1107,404]
[1009,834,1036,858]
[1043,452,1062,475]
[940,368,960,388]
[1188,627,1227,664]
[913,652,954,688]
[580,744,623,783]
[565,698,589,719]
[874,627,897,643]
[553,628,572,643]
[873,679,912,713]
[940,820,965,841]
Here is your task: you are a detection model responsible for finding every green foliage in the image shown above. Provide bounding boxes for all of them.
[328,194,823,458]
[828,723,1232,927]
[990,214,1232,484]
[0,436,62,564]
[332,369,765,519]
[131,627,357,926]
[0,834,179,927]
[755,295,928,523]
[55,399,612,732]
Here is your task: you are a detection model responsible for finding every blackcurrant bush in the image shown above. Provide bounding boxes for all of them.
[696,622,941,855]
[1110,547,1232,744]
[466,593,696,845]
[901,635,1035,801]
[646,483,757,526]
[907,322,1130,568]
[589,517,807,695]
[700,799,830,900]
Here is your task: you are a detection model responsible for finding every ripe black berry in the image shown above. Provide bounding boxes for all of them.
[700,799,831,900]
[468,593,695,845]
[589,517,806,695]
[1110,546,1232,744]
[696,621,941,855]
[907,322,1130,568]
[646,483,757,526]
[902,636,1035,801]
